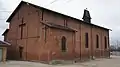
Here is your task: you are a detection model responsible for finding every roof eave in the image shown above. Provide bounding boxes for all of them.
[0,44,10,47]
[2,29,9,36]
[49,26,76,32]
[6,1,24,22]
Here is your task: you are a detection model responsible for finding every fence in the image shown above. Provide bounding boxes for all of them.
[111,51,120,56]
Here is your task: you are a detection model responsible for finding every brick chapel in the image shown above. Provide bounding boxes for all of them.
[2,1,110,61]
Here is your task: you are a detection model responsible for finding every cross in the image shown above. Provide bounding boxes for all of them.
[19,18,26,39]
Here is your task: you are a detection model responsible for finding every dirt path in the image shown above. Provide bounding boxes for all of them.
[79,56,120,67]
[0,56,119,67]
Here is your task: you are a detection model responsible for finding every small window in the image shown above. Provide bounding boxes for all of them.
[61,36,67,52]
[64,19,67,26]
[85,33,89,48]
[105,36,107,49]
[96,35,99,48]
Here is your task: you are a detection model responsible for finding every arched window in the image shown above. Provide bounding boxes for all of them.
[96,35,99,48]
[61,36,67,52]
[104,36,107,49]
[85,32,89,48]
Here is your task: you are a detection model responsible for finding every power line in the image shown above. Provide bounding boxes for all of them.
[0,19,6,20]
[66,0,73,3]
[0,16,8,19]
[49,0,73,4]
[0,18,7,20]
[45,0,59,6]
[46,0,73,7]
[50,0,59,4]
[0,11,12,12]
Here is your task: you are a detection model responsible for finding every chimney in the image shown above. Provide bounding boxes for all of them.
[82,8,91,23]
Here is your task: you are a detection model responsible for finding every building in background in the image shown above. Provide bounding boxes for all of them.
[0,40,10,62]
[2,1,110,62]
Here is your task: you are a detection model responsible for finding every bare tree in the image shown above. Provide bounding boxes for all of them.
[111,40,120,51]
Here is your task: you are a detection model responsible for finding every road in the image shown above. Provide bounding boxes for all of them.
[0,56,120,67]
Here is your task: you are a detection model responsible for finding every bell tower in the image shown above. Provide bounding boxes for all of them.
[82,8,91,23]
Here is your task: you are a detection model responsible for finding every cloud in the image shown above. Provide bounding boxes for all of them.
[0,0,120,43]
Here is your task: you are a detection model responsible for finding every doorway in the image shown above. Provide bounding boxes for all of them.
[19,46,23,59]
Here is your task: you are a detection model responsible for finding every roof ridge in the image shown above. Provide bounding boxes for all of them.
[6,0,110,30]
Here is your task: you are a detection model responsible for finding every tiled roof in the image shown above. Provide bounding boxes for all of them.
[42,22,76,32]
[0,40,11,47]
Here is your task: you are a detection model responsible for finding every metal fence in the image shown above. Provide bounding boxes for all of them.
[111,51,120,56]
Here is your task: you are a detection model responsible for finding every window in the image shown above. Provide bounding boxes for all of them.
[64,19,67,26]
[41,9,44,21]
[44,26,47,43]
[61,36,67,52]
[85,33,89,48]
[104,36,107,49]
[96,35,99,48]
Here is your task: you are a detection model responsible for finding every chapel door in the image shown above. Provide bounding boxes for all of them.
[19,46,23,59]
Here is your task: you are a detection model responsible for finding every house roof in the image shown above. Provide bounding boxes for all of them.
[42,22,76,32]
[6,1,110,31]
[2,29,9,36]
[0,40,11,47]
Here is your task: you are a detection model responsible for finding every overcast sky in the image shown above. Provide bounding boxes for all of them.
[0,0,120,44]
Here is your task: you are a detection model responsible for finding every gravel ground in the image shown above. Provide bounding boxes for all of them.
[0,55,119,67]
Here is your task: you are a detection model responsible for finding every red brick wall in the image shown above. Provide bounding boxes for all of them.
[6,3,110,61]
[42,8,110,59]
[6,3,42,60]
[47,28,75,60]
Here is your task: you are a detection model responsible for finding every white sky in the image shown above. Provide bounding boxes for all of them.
[0,0,120,44]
